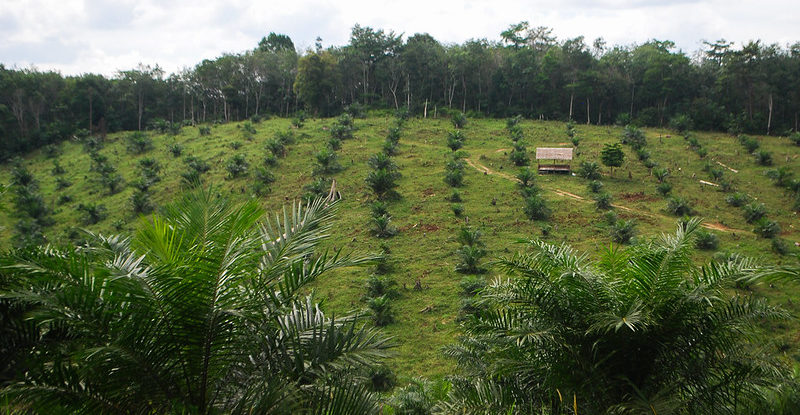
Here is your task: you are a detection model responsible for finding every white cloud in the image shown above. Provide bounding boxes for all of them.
[0,0,797,76]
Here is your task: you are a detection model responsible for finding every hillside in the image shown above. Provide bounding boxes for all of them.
[2,115,799,380]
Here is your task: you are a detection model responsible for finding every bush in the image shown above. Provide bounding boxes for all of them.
[57,194,73,205]
[455,245,486,274]
[456,226,484,247]
[451,112,467,128]
[506,115,522,130]
[753,218,780,239]
[365,168,399,199]
[669,114,693,133]
[126,131,153,154]
[444,168,464,187]
[695,230,719,250]
[276,129,295,145]
[371,214,397,238]
[696,147,708,158]
[604,210,618,224]
[252,167,275,196]
[198,125,211,136]
[131,189,154,214]
[327,136,341,150]
[460,276,486,296]
[448,190,462,203]
[739,135,759,153]
[76,203,107,225]
[765,167,794,187]
[578,161,601,180]
[364,275,398,299]
[370,200,389,218]
[652,167,669,183]
[313,148,341,176]
[588,180,604,193]
[451,203,465,217]
[771,238,791,255]
[743,202,766,223]
[44,143,62,158]
[789,132,800,146]
[594,192,614,210]
[168,143,183,157]
[621,125,646,149]
[656,182,673,196]
[755,150,773,166]
[367,296,394,326]
[725,192,749,207]
[686,135,701,149]
[524,194,551,221]
[610,219,637,244]
[51,160,65,175]
[229,141,243,150]
[666,197,693,216]
[302,178,331,201]
[509,143,529,166]
[225,154,249,179]
[636,148,651,162]
[55,177,72,190]
[516,167,536,189]
[708,167,724,181]
[265,138,285,157]
[292,110,306,128]
[366,366,396,393]
[447,131,464,151]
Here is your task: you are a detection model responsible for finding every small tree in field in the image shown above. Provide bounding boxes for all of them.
[601,143,625,176]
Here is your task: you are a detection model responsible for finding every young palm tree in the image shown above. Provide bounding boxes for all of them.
[0,190,392,414]
[443,218,793,414]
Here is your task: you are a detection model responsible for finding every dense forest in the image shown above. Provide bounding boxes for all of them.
[2,23,800,159]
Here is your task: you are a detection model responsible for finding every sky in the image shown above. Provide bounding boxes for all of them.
[1,0,797,77]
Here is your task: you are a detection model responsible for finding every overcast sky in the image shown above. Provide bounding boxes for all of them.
[1,0,797,77]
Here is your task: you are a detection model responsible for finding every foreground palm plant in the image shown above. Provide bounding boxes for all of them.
[0,190,391,414]
[443,218,795,414]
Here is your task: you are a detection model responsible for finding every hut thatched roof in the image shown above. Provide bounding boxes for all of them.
[535,147,573,161]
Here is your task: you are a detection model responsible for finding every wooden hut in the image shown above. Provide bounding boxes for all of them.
[535,147,573,174]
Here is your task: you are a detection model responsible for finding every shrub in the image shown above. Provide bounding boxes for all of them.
[506,115,522,130]
[291,110,306,128]
[725,192,749,207]
[789,132,800,146]
[368,152,398,172]
[594,192,614,210]
[276,129,295,145]
[367,296,394,326]
[686,135,701,149]
[229,141,243,150]
[313,148,341,176]
[652,167,669,182]
[198,125,211,136]
[669,114,693,133]
[451,112,467,128]
[621,125,646,149]
[509,125,524,142]
[709,167,724,181]
[242,121,257,136]
[330,121,354,140]
[643,158,657,169]
[448,190,462,203]
[524,194,551,221]
[696,147,708,158]
[265,138,285,157]
[610,219,637,244]
[364,275,398,299]
[168,143,183,157]
[76,203,107,225]
[444,168,464,187]
[382,139,398,156]
[252,167,275,196]
[743,202,766,223]
[225,154,249,179]
[600,143,625,175]
[365,168,399,199]
[636,148,651,162]
[578,161,601,180]
[44,143,62,158]
[666,197,693,216]
[55,177,72,190]
[604,210,618,224]
[51,160,66,175]
[366,366,396,393]
[516,167,536,189]
[263,153,278,167]
[327,136,341,150]
[753,218,780,239]
[451,203,465,217]
[656,182,673,196]
[131,189,154,214]
[455,245,486,274]
[456,226,484,247]
[755,150,773,166]
[371,214,397,238]
[369,200,389,218]
[739,135,759,153]
[126,131,153,154]
[509,143,529,166]
[771,238,790,255]
[588,180,604,193]
[302,178,331,201]
[460,276,486,296]
[447,132,464,151]
[765,167,794,187]
[694,230,719,250]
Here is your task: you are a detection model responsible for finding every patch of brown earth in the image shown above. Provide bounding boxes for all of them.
[619,192,660,202]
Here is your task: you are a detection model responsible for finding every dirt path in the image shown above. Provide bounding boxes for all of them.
[464,158,744,234]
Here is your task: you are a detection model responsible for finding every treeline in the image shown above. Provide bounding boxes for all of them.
[3,23,800,159]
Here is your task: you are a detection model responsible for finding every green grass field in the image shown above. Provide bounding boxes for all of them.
[2,115,799,381]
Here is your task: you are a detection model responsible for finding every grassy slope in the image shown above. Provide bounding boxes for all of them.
[1,116,799,381]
